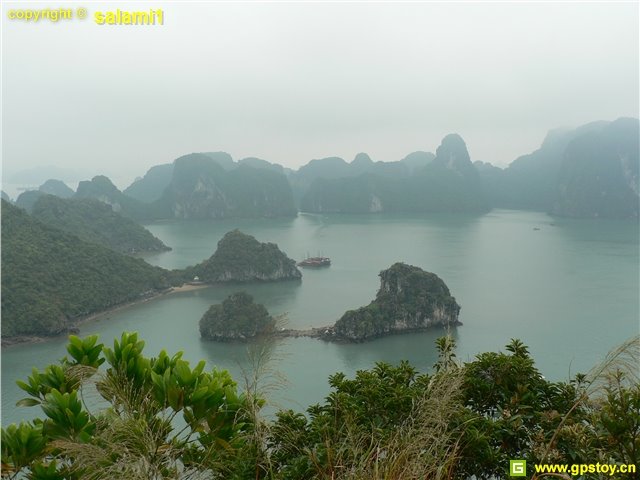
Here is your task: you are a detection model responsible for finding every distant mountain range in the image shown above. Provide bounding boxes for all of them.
[477,117,639,218]
[2,117,637,341]
[552,118,638,218]
[299,134,489,213]
[9,117,639,219]
[75,153,297,220]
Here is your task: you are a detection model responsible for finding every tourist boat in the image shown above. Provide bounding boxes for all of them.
[297,256,331,268]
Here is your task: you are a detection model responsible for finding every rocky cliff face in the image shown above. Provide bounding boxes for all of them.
[333,263,460,342]
[190,230,302,283]
[431,134,475,174]
[159,154,297,219]
[75,176,151,220]
[15,190,45,212]
[412,134,489,212]
[299,135,488,214]
[39,179,75,198]
[123,163,174,203]
[481,118,638,217]
[551,117,639,219]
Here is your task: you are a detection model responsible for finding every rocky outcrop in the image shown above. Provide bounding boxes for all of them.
[39,179,75,198]
[551,117,639,219]
[238,157,286,174]
[482,118,638,217]
[189,230,302,283]
[199,292,275,341]
[157,153,297,219]
[333,263,460,342]
[411,133,489,212]
[400,151,435,173]
[15,190,45,212]
[431,134,475,173]
[299,135,488,214]
[123,163,174,203]
[75,175,152,220]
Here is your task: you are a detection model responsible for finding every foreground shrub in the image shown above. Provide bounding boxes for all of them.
[2,333,638,479]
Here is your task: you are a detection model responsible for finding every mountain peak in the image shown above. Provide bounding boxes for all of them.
[352,152,373,165]
[433,134,472,171]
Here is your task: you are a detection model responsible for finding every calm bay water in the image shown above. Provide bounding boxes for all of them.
[2,210,639,425]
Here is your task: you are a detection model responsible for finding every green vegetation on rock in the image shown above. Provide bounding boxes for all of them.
[401,150,436,172]
[300,135,489,214]
[188,229,302,283]
[15,190,45,212]
[200,292,275,341]
[238,157,286,174]
[479,117,639,218]
[75,175,153,220]
[552,117,639,219]
[1,200,171,338]
[334,263,460,341]
[38,179,74,198]
[123,163,174,203]
[155,153,297,219]
[31,195,170,254]
[1,210,298,341]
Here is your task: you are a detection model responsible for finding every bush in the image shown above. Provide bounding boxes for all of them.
[3,333,638,480]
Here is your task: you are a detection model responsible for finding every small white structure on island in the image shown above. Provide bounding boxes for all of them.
[193,276,200,282]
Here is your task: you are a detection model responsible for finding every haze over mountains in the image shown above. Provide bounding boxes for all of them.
[4,117,635,340]
[10,117,639,220]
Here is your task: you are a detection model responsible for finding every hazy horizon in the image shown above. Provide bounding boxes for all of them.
[2,2,638,188]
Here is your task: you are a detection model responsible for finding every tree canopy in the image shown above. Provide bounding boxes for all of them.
[200,292,275,341]
[2,333,638,479]
[1,201,172,338]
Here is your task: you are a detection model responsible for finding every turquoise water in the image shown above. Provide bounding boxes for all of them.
[2,210,638,425]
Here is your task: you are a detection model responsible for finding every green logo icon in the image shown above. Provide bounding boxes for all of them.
[510,459,527,477]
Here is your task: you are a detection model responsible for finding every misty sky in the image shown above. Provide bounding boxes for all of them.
[2,1,638,189]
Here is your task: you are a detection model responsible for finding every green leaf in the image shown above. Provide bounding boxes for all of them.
[16,398,41,407]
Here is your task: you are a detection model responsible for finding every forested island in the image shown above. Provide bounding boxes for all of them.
[199,263,460,344]
[185,230,302,283]
[0,200,172,341]
[2,119,638,478]
[478,117,638,217]
[300,134,489,214]
[0,204,300,343]
[30,195,170,254]
[332,263,461,341]
[199,292,276,341]
[73,154,297,220]
[3,116,637,341]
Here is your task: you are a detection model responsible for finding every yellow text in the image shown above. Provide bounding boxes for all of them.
[94,9,164,26]
[7,8,73,22]
[534,462,637,476]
